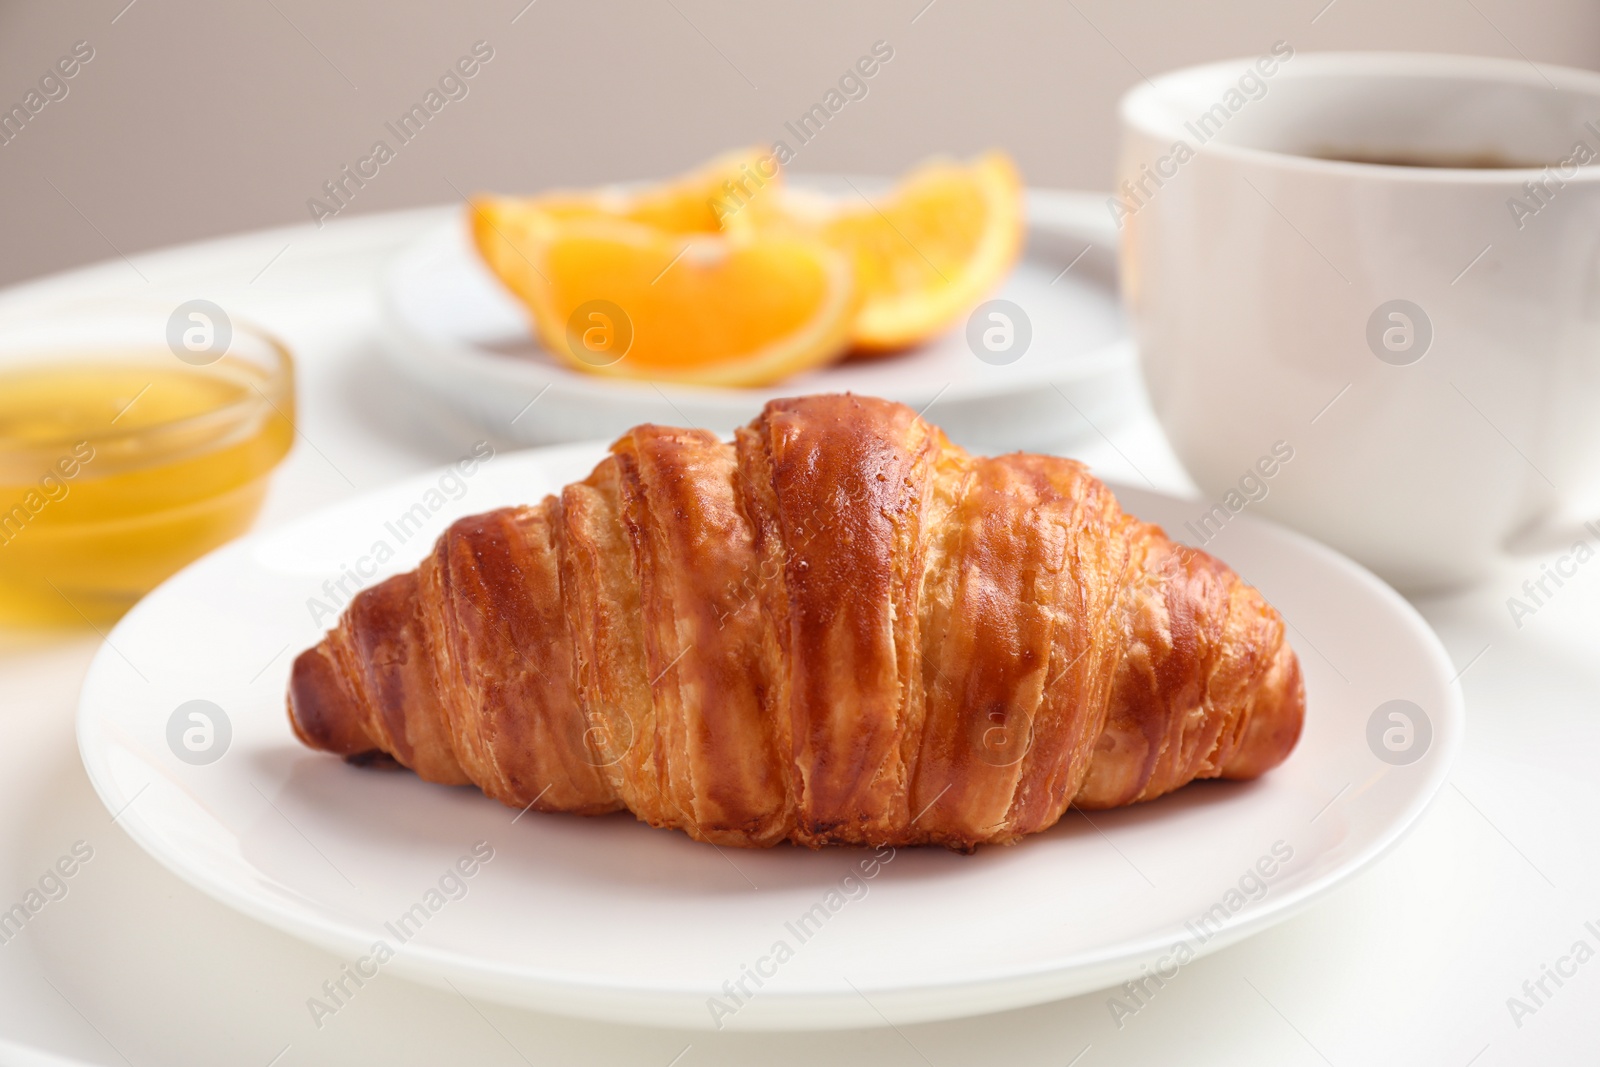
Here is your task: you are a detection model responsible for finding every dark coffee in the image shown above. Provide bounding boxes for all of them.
[1313,148,1545,169]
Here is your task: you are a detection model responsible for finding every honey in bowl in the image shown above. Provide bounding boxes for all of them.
[0,313,294,625]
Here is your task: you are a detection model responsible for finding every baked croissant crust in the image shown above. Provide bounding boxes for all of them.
[288,394,1303,849]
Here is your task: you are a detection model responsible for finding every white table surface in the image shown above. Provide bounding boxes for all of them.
[0,205,1595,1066]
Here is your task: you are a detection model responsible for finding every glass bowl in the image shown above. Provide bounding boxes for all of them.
[0,307,294,625]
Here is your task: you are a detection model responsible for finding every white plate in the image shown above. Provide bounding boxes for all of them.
[378,188,1140,453]
[76,443,1462,1032]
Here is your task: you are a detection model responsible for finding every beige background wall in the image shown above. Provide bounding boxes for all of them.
[1,0,1597,287]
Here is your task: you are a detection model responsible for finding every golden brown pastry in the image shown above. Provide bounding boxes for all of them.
[288,394,1303,849]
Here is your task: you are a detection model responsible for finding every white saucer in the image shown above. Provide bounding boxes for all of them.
[377,189,1140,453]
[75,443,1462,1031]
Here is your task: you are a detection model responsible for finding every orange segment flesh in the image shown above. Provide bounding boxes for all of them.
[820,152,1023,352]
[477,147,777,236]
[472,212,856,387]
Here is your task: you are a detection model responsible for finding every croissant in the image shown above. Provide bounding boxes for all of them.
[288,394,1303,850]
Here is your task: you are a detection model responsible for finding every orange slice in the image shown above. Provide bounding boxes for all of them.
[477,147,780,237]
[805,152,1023,352]
[468,148,1022,384]
[472,211,856,387]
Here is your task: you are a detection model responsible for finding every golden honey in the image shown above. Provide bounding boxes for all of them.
[0,353,293,624]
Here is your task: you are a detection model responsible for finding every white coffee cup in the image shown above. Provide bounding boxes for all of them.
[1115,51,1600,590]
